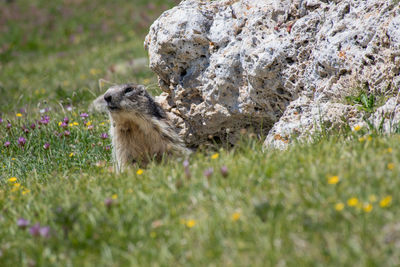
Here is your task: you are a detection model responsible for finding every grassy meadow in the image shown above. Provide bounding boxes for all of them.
[1,0,400,266]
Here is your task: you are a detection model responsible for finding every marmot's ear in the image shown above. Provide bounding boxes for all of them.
[136,84,146,94]
[136,84,146,90]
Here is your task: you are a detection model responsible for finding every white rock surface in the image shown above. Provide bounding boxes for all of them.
[372,96,400,133]
[145,0,400,147]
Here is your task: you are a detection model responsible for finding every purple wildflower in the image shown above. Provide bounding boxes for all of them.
[60,122,68,128]
[19,108,26,114]
[4,141,10,148]
[80,113,89,118]
[29,223,51,238]
[183,160,189,168]
[43,143,50,150]
[63,117,69,123]
[29,223,41,237]
[204,167,214,179]
[39,226,51,238]
[17,218,30,229]
[64,130,71,137]
[7,122,11,129]
[39,115,50,125]
[87,125,94,130]
[0,118,3,123]
[66,105,73,111]
[30,123,36,130]
[105,146,111,151]
[22,126,30,134]
[101,133,109,139]
[18,137,26,147]
[104,198,113,209]
[220,166,229,178]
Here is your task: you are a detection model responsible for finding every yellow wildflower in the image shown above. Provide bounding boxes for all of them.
[90,68,99,75]
[363,203,373,213]
[380,196,392,208]
[358,137,365,142]
[73,122,79,126]
[335,203,345,211]
[232,212,241,221]
[186,219,196,228]
[11,183,21,192]
[327,175,339,185]
[111,194,118,200]
[353,125,362,131]
[11,158,16,161]
[69,152,74,157]
[100,122,105,125]
[22,189,30,195]
[387,163,395,170]
[347,197,359,207]
[136,169,144,175]
[69,123,74,127]
[58,121,62,126]
[8,177,17,183]
[368,195,377,202]
[86,121,92,126]
[211,153,219,159]
[387,148,393,153]
[16,113,22,117]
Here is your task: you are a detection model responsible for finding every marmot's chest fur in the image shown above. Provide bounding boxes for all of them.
[104,84,188,172]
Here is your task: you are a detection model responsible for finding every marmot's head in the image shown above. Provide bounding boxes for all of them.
[104,83,166,119]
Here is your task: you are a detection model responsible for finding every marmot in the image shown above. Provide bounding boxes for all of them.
[103,83,189,172]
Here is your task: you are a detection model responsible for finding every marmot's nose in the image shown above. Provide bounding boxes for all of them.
[104,94,112,103]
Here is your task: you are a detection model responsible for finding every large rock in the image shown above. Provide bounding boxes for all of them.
[145,0,400,148]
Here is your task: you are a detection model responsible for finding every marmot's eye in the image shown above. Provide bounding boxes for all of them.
[124,87,133,94]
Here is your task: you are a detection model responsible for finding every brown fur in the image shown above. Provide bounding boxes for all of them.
[104,84,189,172]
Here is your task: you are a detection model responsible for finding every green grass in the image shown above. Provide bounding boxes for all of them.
[1,115,400,266]
[1,0,400,266]
[0,0,177,113]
